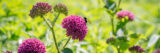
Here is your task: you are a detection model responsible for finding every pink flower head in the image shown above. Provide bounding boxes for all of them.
[18,38,46,53]
[29,2,52,18]
[153,49,160,53]
[116,10,134,21]
[61,15,88,41]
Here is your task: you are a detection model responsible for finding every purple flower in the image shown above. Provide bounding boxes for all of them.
[18,38,46,53]
[61,15,88,41]
[129,46,144,53]
[152,49,160,53]
[29,2,52,18]
[106,37,115,44]
[54,3,68,15]
[116,10,134,21]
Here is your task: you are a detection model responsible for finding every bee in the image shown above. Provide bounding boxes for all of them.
[83,17,87,23]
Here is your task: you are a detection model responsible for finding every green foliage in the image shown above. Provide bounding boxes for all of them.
[0,0,159,53]
[62,48,73,53]
[104,0,116,11]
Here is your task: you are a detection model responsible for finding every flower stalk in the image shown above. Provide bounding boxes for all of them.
[41,15,60,53]
[63,37,71,48]
[52,12,60,26]
[118,0,121,8]
[110,15,116,36]
[117,46,120,53]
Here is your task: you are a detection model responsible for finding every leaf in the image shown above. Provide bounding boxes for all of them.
[62,48,73,53]
[104,0,117,15]
[155,38,160,49]
[117,36,128,42]
[0,30,4,35]
[115,19,129,35]
[108,3,116,10]
[129,33,142,46]
[106,45,114,53]
[104,0,116,11]
[130,33,139,38]
[10,33,19,40]
[147,34,159,48]
[119,41,129,50]
[116,20,128,31]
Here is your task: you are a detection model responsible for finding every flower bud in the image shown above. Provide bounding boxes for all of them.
[54,3,68,15]
[106,37,115,44]
[129,46,144,53]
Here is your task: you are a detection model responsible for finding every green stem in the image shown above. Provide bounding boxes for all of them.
[118,0,121,8]
[117,47,120,53]
[51,27,60,53]
[115,46,120,53]
[111,0,122,36]
[123,25,127,35]
[41,16,60,53]
[42,17,52,28]
[111,15,116,36]
[63,37,71,48]
[52,12,60,26]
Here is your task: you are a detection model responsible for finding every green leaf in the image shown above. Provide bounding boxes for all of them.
[130,33,139,38]
[116,36,129,50]
[62,48,73,53]
[115,19,129,35]
[104,0,116,11]
[10,33,19,40]
[0,30,4,35]
[155,38,160,49]
[147,34,159,48]
[117,36,128,42]
[129,33,142,46]
[119,41,129,50]
[104,0,117,15]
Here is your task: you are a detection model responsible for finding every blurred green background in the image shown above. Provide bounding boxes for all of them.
[0,0,160,53]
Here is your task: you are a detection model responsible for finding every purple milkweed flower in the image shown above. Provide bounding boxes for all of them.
[29,2,52,18]
[129,46,144,53]
[18,38,46,53]
[61,15,88,41]
[54,3,68,15]
[116,10,134,21]
[152,49,160,53]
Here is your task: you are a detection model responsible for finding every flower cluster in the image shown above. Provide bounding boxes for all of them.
[116,10,134,21]
[18,38,46,53]
[106,37,115,44]
[29,2,52,18]
[152,49,160,53]
[54,3,68,15]
[129,46,144,53]
[61,15,88,41]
